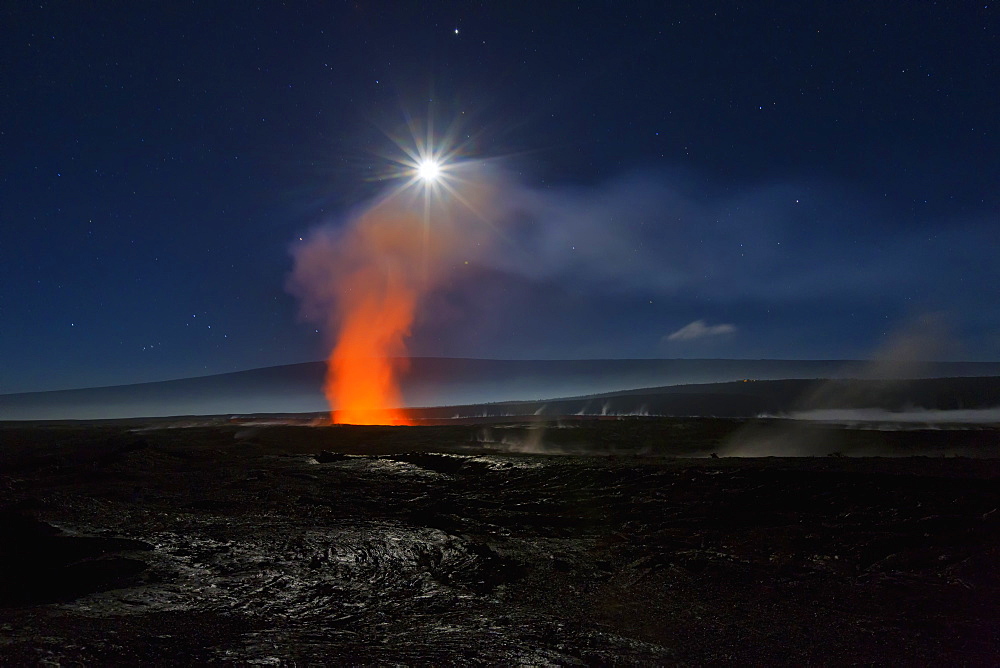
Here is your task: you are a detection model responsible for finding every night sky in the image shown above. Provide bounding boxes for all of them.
[2,2,997,394]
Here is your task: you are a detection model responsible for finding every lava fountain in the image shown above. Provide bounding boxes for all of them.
[289,158,508,424]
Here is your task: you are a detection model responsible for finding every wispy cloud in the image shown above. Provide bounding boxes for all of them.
[666,320,736,341]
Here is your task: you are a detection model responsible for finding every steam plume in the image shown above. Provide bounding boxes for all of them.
[288,162,508,424]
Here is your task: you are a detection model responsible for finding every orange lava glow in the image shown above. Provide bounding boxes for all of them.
[325,273,415,425]
[322,207,432,425]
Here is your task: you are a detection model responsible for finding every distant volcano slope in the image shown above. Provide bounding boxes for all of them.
[2,358,1000,421]
[409,376,1000,422]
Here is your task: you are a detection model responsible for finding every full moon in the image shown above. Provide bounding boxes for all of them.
[416,158,441,183]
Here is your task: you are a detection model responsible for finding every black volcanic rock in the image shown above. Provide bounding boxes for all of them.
[0,420,998,663]
[0,513,152,605]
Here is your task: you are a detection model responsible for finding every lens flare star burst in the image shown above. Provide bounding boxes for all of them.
[382,116,472,202]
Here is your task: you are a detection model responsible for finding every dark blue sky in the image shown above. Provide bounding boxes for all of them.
[2,1,997,393]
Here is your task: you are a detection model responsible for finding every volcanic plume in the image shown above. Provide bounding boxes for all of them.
[288,162,507,424]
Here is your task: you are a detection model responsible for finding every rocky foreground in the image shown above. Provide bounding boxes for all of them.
[0,418,998,664]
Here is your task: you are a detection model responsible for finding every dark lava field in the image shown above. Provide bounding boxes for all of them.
[1,418,998,665]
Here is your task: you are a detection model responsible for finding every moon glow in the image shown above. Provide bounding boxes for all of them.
[417,158,442,183]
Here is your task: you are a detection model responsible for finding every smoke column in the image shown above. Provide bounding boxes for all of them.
[288,162,508,424]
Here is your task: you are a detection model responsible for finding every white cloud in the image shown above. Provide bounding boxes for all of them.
[666,320,736,341]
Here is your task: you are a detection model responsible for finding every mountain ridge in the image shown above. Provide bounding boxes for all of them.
[4,357,1000,421]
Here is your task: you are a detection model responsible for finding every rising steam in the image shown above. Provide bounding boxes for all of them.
[288,162,509,424]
